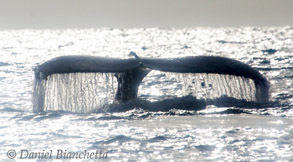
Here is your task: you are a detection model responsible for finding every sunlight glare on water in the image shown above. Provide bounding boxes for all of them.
[0,27,292,161]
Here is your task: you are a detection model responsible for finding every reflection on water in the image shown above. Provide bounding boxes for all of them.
[0,109,291,161]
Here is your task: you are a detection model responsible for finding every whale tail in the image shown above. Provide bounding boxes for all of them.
[254,78,270,103]
[139,55,269,102]
[33,53,269,112]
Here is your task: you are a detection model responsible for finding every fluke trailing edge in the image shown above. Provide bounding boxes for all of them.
[33,52,269,112]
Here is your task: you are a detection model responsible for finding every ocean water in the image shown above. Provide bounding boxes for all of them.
[0,27,292,161]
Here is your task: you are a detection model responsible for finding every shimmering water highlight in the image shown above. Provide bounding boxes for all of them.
[0,27,292,161]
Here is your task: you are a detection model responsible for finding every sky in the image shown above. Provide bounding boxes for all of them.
[0,0,293,29]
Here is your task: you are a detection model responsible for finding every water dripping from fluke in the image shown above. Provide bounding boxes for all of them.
[32,54,271,113]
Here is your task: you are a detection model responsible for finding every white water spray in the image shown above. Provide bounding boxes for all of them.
[33,71,257,113]
[33,73,117,113]
[139,71,256,102]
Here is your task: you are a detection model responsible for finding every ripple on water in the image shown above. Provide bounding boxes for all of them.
[0,27,292,161]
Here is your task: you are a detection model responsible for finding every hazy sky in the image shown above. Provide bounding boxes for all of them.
[0,0,292,29]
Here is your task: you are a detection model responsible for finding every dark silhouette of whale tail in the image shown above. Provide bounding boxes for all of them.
[33,54,269,112]
[139,56,270,103]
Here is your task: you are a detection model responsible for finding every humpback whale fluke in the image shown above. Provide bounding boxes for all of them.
[139,56,270,103]
[33,55,140,80]
[33,53,269,112]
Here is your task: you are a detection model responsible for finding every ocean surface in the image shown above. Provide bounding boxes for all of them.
[0,27,292,161]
